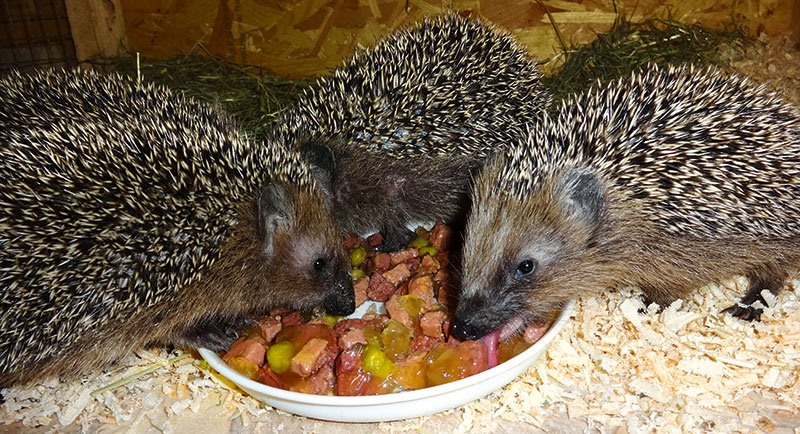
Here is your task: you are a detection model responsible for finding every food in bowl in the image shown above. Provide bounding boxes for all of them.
[221,222,550,395]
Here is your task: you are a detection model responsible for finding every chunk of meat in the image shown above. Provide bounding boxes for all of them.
[408,275,436,310]
[402,257,421,274]
[441,315,452,339]
[222,338,266,366]
[523,322,550,344]
[304,364,335,395]
[394,352,428,390]
[344,235,364,249]
[336,348,363,373]
[418,254,441,275]
[426,341,489,386]
[257,365,284,389]
[385,294,414,332]
[333,318,373,338]
[434,268,456,308]
[281,312,302,327]
[410,335,444,353]
[383,263,411,287]
[420,310,446,339]
[353,276,369,307]
[338,328,367,349]
[291,337,331,377]
[459,341,489,376]
[368,271,397,302]
[428,222,454,252]
[390,248,419,266]
[336,370,382,396]
[434,252,449,269]
[370,252,391,274]
[257,317,282,343]
[367,232,383,247]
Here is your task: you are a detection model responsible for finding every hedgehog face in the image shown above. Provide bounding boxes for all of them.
[279,230,355,316]
[256,182,355,316]
[453,167,606,341]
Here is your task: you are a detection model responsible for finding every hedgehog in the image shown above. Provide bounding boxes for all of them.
[0,68,355,387]
[450,64,800,345]
[269,13,549,248]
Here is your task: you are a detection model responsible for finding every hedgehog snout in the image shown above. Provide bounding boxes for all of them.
[323,284,355,316]
[451,316,480,341]
[322,269,356,316]
[451,294,497,341]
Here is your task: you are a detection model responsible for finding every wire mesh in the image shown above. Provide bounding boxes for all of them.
[0,0,77,72]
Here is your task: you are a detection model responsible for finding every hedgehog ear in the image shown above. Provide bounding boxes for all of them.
[258,183,293,258]
[554,167,605,228]
[300,143,336,200]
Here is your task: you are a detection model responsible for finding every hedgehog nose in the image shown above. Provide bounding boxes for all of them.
[323,281,356,316]
[324,292,355,316]
[451,317,479,341]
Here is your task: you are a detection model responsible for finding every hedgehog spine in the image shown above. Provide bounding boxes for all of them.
[0,68,354,387]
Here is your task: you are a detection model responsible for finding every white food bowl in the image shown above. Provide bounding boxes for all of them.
[199,299,575,423]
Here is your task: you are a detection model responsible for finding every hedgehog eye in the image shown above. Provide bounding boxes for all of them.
[515,259,536,276]
[313,258,327,271]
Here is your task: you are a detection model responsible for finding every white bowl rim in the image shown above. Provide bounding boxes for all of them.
[199,298,575,406]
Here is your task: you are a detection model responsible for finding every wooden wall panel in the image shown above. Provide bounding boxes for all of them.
[66,0,128,61]
[119,0,794,79]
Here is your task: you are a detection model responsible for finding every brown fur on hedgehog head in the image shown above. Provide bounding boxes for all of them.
[453,64,800,342]
[454,161,629,342]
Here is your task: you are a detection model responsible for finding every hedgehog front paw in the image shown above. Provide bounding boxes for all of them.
[175,317,251,351]
[637,290,669,314]
[722,304,763,321]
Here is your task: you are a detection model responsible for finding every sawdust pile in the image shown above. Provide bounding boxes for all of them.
[4,275,798,433]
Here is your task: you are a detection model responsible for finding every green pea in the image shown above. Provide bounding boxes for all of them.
[350,247,367,267]
[325,314,343,328]
[350,268,366,280]
[419,246,438,257]
[266,341,295,374]
[408,237,428,248]
[362,342,396,380]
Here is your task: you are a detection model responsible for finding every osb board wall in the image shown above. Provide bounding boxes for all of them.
[121,0,793,79]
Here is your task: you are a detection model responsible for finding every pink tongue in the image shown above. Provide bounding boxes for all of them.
[479,329,500,369]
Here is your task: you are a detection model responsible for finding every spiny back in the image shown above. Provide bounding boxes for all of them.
[490,64,800,240]
[273,13,547,158]
[0,68,317,368]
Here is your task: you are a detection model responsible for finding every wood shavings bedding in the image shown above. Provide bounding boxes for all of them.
[436,279,800,433]
[3,277,798,433]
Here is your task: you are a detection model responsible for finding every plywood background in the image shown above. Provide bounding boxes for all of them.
[120,0,793,78]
